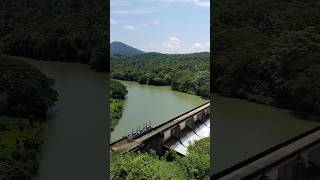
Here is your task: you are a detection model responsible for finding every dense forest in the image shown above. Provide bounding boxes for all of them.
[111,52,210,98]
[0,56,58,179]
[110,80,127,131]
[0,0,108,72]
[111,137,210,179]
[212,0,320,114]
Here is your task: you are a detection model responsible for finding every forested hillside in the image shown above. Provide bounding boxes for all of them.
[0,0,108,72]
[111,52,210,98]
[212,0,320,114]
[0,56,58,179]
[110,41,144,56]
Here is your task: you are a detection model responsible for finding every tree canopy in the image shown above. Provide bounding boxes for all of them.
[111,52,210,98]
[212,0,320,114]
[0,56,58,119]
[0,0,108,72]
[110,80,128,100]
[0,56,58,179]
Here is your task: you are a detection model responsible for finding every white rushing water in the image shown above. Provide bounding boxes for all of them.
[170,119,210,155]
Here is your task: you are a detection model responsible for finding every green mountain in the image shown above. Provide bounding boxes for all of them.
[110,42,144,56]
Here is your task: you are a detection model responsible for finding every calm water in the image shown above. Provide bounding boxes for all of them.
[111,80,207,142]
[212,94,320,173]
[13,57,108,180]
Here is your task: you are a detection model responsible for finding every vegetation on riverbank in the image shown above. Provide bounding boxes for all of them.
[110,80,128,131]
[110,137,210,179]
[0,0,108,72]
[0,56,58,119]
[0,117,42,179]
[0,57,58,179]
[111,52,210,98]
[212,0,320,114]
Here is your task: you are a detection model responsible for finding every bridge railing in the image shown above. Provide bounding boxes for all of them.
[111,101,210,145]
[149,101,210,133]
[212,126,320,179]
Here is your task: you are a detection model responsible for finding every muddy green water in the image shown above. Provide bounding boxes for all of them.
[111,80,207,142]
[12,57,108,180]
[213,94,320,173]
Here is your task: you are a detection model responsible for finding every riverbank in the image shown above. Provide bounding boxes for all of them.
[111,52,210,98]
[111,80,206,142]
[110,80,128,132]
[2,55,108,179]
[0,56,58,179]
[110,99,124,131]
[110,80,210,179]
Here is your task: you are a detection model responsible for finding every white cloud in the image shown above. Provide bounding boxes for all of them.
[141,38,209,54]
[191,41,210,52]
[110,18,118,24]
[161,36,184,54]
[123,25,138,31]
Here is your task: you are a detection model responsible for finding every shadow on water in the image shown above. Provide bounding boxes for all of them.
[290,111,320,122]
[46,108,59,121]
[212,94,320,173]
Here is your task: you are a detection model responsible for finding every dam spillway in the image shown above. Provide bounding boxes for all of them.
[171,118,210,155]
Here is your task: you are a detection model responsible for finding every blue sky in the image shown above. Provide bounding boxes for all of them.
[110,0,210,54]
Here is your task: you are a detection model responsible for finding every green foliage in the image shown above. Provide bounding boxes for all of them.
[111,151,186,180]
[0,56,57,179]
[110,80,127,131]
[111,52,210,98]
[175,137,210,180]
[110,99,124,132]
[212,0,320,114]
[111,138,210,180]
[0,117,42,180]
[0,56,58,119]
[110,80,128,100]
[0,0,108,72]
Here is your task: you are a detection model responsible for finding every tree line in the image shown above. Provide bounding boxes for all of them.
[0,0,108,72]
[111,52,210,98]
[0,56,58,179]
[212,0,320,114]
[110,80,127,131]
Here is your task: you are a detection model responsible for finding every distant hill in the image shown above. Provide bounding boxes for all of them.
[110,42,144,56]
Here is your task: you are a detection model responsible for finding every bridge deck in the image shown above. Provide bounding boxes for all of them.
[216,127,320,180]
[111,102,210,153]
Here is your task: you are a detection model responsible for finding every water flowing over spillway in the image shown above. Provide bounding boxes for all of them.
[171,118,210,155]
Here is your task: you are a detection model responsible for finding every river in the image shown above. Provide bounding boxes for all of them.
[11,56,108,180]
[212,94,320,173]
[111,80,207,142]
[9,56,318,177]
